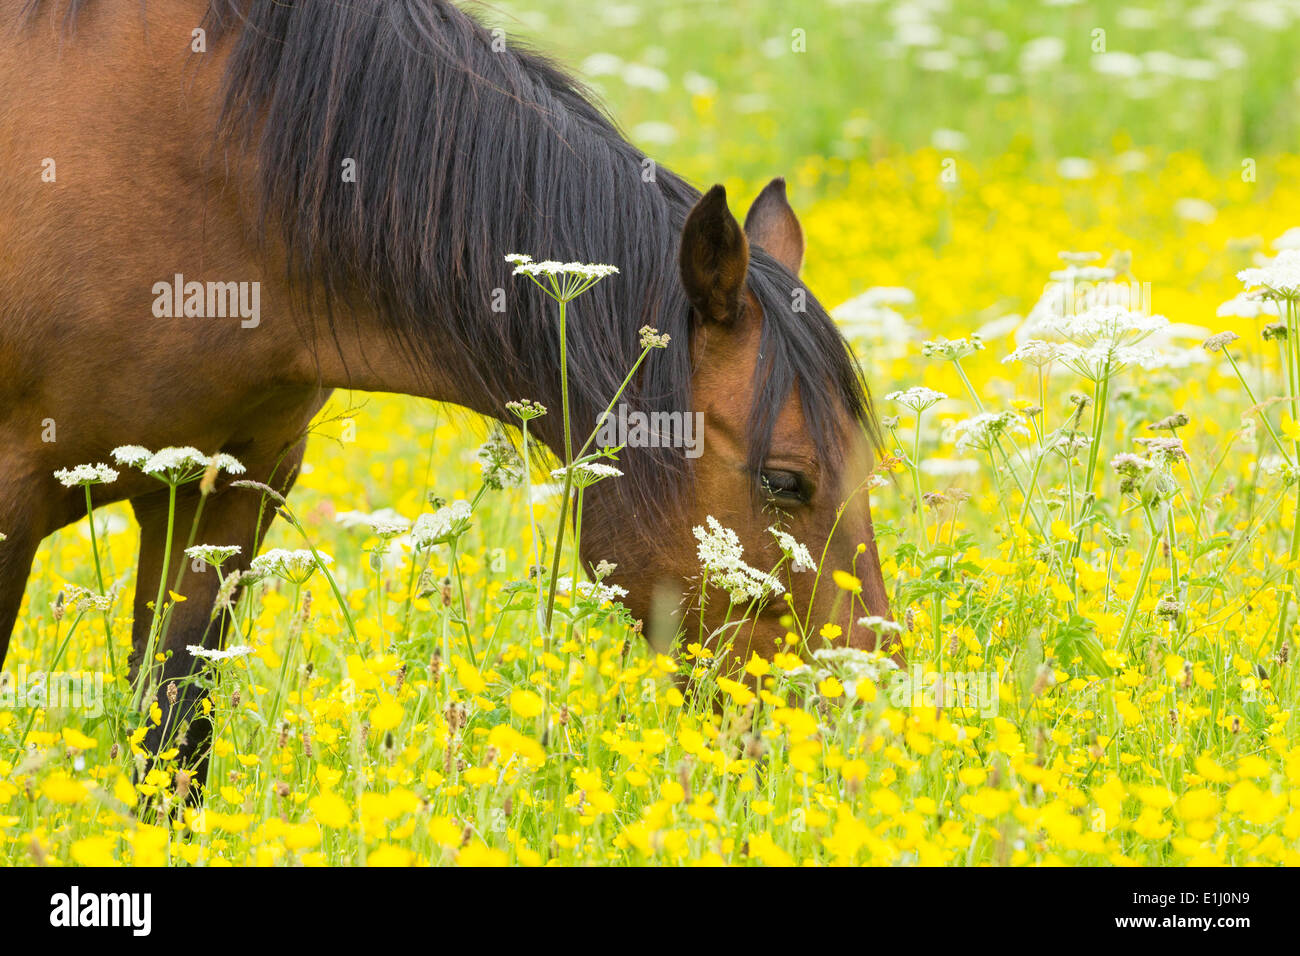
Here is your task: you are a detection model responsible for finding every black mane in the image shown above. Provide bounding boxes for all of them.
[33,0,875,530]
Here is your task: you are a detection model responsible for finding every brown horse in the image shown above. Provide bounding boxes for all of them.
[0,0,893,775]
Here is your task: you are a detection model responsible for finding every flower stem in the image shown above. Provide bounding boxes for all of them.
[1118,508,1161,652]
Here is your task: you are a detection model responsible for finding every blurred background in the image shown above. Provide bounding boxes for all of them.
[467,0,1300,381]
[483,0,1299,175]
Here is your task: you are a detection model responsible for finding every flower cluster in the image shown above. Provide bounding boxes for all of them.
[112,445,245,483]
[692,516,785,604]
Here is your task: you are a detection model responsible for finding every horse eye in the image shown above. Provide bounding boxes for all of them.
[760,469,809,504]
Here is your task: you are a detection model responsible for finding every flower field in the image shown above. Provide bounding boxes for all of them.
[4,0,1300,867]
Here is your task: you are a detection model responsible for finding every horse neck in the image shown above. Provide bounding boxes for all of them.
[292,288,636,465]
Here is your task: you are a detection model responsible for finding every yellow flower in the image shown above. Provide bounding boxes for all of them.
[1175,789,1220,821]
[367,844,415,866]
[428,816,462,848]
[70,836,118,867]
[60,727,98,750]
[487,724,546,768]
[1226,782,1285,825]
[309,790,352,829]
[455,655,487,694]
[870,788,902,817]
[832,570,861,593]
[41,772,87,805]
[1195,755,1229,783]
[1281,411,1300,442]
[716,677,755,706]
[747,830,793,866]
[370,693,404,733]
[964,787,1012,818]
[113,774,139,809]
[457,842,508,866]
[818,676,844,699]
[509,689,544,718]
[284,823,321,851]
[959,767,987,787]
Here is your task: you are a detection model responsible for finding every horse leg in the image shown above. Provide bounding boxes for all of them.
[0,519,41,669]
[128,437,309,801]
[0,453,52,669]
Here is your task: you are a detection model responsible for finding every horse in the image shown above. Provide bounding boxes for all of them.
[0,0,894,785]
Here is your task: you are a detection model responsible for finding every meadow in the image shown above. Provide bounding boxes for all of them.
[3,0,1300,866]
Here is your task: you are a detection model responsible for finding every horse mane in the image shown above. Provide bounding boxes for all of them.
[29,0,875,536]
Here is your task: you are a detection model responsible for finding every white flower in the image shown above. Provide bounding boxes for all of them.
[931,128,967,151]
[410,500,473,549]
[1132,345,1209,371]
[1273,227,1300,251]
[920,457,980,476]
[693,516,785,604]
[1238,249,1300,299]
[111,445,151,467]
[922,336,984,360]
[1054,342,1166,379]
[831,295,915,358]
[1091,51,1143,78]
[1134,436,1188,465]
[335,508,411,536]
[477,430,525,490]
[141,447,211,474]
[1056,157,1097,181]
[1217,293,1280,318]
[1019,36,1065,73]
[976,312,1023,340]
[508,254,620,304]
[187,644,255,661]
[184,544,242,566]
[1049,304,1169,347]
[248,548,330,583]
[210,453,248,476]
[1048,266,1117,283]
[857,286,915,307]
[550,462,623,488]
[856,615,906,635]
[769,527,816,573]
[554,577,629,604]
[368,515,412,538]
[1173,198,1217,223]
[951,412,1030,453]
[507,256,619,280]
[68,589,112,613]
[1002,339,1062,367]
[884,386,948,412]
[111,445,245,482]
[54,463,118,487]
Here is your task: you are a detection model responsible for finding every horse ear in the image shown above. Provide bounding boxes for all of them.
[743,177,804,274]
[679,184,749,325]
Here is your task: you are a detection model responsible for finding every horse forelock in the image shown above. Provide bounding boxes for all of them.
[745,251,880,484]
